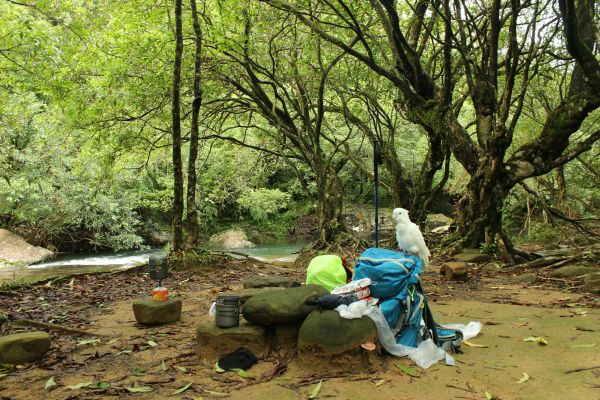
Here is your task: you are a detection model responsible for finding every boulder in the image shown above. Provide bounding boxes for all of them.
[0,331,51,364]
[455,250,492,263]
[208,229,255,249]
[234,287,286,304]
[0,229,54,266]
[426,214,453,230]
[132,298,182,325]
[243,276,300,289]
[242,284,328,326]
[298,310,377,354]
[196,320,268,360]
[583,272,600,295]
[439,262,469,281]
[550,265,598,278]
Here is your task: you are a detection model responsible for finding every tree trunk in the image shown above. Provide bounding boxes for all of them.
[171,0,184,252]
[185,0,203,248]
[315,169,346,245]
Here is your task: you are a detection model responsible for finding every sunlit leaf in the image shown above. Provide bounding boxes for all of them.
[516,372,529,384]
[175,365,188,373]
[214,362,225,373]
[106,338,120,345]
[171,382,192,395]
[147,340,158,347]
[125,386,153,393]
[161,360,168,371]
[77,338,100,346]
[463,340,489,348]
[44,376,57,391]
[205,390,228,397]
[523,336,548,345]
[308,379,322,399]
[485,390,497,399]
[89,381,111,389]
[395,364,419,377]
[374,379,387,387]
[132,367,146,376]
[231,368,249,378]
[67,381,93,390]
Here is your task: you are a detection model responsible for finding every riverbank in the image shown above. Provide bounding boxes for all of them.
[0,256,598,399]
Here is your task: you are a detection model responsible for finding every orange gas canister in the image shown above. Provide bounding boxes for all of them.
[151,286,169,301]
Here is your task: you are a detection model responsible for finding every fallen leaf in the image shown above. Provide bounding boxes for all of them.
[569,343,597,348]
[463,340,489,348]
[308,380,322,399]
[516,372,529,384]
[374,379,387,387]
[161,360,168,371]
[175,365,188,373]
[125,386,153,393]
[147,340,158,347]
[214,362,225,373]
[88,382,111,389]
[106,338,120,345]
[67,381,93,390]
[45,376,57,391]
[205,390,228,397]
[171,382,192,395]
[132,367,146,377]
[231,368,250,378]
[485,390,497,399]
[396,364,419,377]
[77,338,100,346]
[117,349,132,355]
[523,336,548,345]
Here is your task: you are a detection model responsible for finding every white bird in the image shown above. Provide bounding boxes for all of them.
[392,207,430,270]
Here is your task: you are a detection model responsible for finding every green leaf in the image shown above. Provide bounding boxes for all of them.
[44,376,57,391]
[231,368,248,378]
[77,338,100,346]
[308,380,322,399]
[106,338,120,345]
[205,390,228,397]
[214,362,225,373]
[68,381,93,390]
[125,386,153,393]
[175,365,188,373]
[161,360,168,371]
[132,367,146,376]
[147,340,158,347]
[523,336,548,345]
[171,382,192,395]
[516,372,529,384]
[395,364,419,377]
[117,349,133,355]
[568,343,597,348]
[485,391,497,400]
[89,382,111,389]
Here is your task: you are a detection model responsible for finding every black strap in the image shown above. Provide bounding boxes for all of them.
[416,281,439,345]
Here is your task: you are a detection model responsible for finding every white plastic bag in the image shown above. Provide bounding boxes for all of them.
[208,302,216,317]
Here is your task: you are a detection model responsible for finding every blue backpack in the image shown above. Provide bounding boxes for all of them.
[353,248,462,350]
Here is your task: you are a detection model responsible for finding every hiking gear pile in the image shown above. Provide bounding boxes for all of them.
[310,248,482,368]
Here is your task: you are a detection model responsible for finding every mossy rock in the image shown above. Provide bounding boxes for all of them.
[550,265,598,278]
[298,310,377,354]
[196,319,268,360]
[583,272,600,295]
[242,284,328,326]
[132,298,182,325]
[0,331,51,364]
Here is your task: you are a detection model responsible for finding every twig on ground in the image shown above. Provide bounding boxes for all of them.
[565,365,600,374]
[13,319,110,337]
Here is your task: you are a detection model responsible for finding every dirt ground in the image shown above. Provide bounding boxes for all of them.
[0,257,598,400]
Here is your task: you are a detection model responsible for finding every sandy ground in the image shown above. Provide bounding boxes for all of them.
[0,259,598,400]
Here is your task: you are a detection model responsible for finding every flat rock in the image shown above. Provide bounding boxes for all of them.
[0,229,54,266]
[583,272,600,295]
[196,319,268,360]
[243,276,300,289]
[426,214,452,230]
[0,331,51,364]
[132,298,182,325]
[550,265,598,278]
[234,287,286,304]
[455,251,492,263]
[242,284,328,326]
[298,310,377,354]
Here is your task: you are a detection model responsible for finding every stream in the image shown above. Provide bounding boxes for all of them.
[0,241,307,286]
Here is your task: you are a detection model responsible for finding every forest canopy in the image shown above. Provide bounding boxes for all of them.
[0,0,598,257]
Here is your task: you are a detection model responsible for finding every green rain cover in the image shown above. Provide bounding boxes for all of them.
[305,254,346,292]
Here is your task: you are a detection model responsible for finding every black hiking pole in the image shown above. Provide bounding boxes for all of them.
[373,140,383,247]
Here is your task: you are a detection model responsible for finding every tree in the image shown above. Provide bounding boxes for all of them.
[259,0,600,257]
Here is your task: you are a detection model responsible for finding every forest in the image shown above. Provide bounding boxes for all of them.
[1,0,599,259]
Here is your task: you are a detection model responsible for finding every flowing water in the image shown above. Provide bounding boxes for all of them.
[0,241,306,285]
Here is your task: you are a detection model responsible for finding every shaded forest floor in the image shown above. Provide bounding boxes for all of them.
[0,255,599,400]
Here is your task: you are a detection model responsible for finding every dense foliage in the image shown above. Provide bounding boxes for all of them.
[0,0,598,254]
